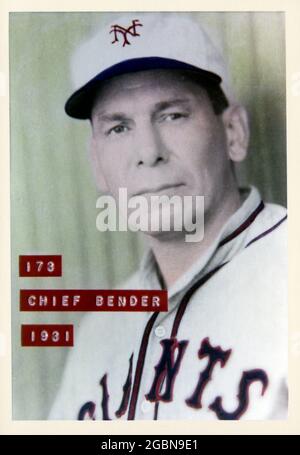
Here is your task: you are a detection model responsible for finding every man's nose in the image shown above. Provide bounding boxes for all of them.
[134,124,169,167]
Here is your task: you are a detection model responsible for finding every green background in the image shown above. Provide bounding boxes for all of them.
[10,12,286,419]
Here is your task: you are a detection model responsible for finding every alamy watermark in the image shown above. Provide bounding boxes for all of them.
[96,188,204,242]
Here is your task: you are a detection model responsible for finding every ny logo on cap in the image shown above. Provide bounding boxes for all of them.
[110,19,143,47]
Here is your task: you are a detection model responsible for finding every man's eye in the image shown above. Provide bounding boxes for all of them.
[162,113,187,122]
[107,124,128,136]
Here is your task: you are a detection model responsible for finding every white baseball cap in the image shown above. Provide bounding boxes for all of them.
[65,13,233,119]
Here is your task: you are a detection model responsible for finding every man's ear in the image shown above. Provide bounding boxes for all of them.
[88,135,109,193]
[222,104,250,163]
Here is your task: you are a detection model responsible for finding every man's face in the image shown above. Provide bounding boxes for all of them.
[90,70,243,237]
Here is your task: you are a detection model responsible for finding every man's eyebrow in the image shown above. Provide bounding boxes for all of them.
[95,112,130,123]
[153,98,191,112]
[95,99,191,122]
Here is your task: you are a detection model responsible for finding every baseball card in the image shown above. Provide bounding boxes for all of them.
[0,0,300,437]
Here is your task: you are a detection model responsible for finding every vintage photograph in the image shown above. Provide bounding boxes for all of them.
[10,11,287,421]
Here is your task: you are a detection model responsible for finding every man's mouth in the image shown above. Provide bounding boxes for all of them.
[132,183,185,197]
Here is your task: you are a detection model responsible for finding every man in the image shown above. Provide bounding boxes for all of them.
[49,13,287,420]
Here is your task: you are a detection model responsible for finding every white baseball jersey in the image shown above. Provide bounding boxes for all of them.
[49,186,288,420]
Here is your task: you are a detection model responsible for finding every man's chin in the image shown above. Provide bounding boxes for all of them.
[126,205,204,242]
[138,228,187,242]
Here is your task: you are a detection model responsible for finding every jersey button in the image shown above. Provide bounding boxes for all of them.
[141,400,152,414]
[154,326,166,338]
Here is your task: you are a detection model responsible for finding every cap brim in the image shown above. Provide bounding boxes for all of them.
[65,57,222,119]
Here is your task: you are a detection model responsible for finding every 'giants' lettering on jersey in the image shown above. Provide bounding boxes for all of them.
[145,338,188,402]
[185,337,232,409]
[77,337,268,420]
